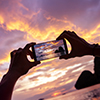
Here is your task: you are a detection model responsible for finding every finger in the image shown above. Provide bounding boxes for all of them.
[16,48,23,54]
[27,50,34,59]
[56,30,68,40]
[10,50,18,65]
[57,31,78,40]
[10,48,23,57]
[23,43,36,57]
[59,54,70,59]
[29,61,41,69]
[10,50,17,57]
[57,32,74,46]
[71,31,78,36]
[33,61,41,66]
[24,42,36,51]
[18,48,22,51]
[66,31,78,37]
[59,51,74,59]
[57,30,75,40]
[56,31,70,40]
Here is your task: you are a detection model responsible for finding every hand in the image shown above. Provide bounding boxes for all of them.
[8,42,40,76]
[57,30,93,59]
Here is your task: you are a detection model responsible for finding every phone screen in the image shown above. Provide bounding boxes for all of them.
[32,39,67,61]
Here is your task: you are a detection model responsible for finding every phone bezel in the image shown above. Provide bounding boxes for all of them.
[32,39,68,61]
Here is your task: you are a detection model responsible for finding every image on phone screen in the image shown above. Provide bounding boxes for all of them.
[32,39,67,61]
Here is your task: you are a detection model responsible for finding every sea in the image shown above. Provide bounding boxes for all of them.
[46,84,100,100]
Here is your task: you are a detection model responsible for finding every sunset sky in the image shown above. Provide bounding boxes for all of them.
[0,0,100,100]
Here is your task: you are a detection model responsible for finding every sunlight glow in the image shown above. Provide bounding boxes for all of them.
[0,16,4,24]
[65,38,72,54]
[7,21,29,31]
[0,55,10,64]
[52,92,61,97]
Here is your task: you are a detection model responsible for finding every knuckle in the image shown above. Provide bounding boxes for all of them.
[18,48,22,50]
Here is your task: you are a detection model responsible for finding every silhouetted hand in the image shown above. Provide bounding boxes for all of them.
[8,42,40,76]
[57,30,94,59]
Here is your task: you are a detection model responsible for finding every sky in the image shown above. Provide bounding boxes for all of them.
[0,0,100,100]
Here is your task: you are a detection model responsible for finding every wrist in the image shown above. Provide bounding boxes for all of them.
[7,70,21,80]
[0,71,20,87]
[88,43,99,56]
[86,44,94,55]
[92,43,99,56]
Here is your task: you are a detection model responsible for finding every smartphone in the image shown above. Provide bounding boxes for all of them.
[32,39,68,61]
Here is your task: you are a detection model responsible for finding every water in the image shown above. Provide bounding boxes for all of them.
[46,84,100,100]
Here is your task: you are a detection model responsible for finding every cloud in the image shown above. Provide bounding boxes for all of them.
[0,0,100,43]
[39,0,100,30]
[0,28,28,62]
[0,0,100,100]
[0,0,76,42]
[12,56,94,100]
[26,81,75,100]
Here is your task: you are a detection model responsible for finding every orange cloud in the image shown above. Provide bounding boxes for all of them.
[75,24,100,44]
[6,20,29,31]
[0,1,100,100]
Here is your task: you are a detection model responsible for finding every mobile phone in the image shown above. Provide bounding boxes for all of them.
[32,39,68,61]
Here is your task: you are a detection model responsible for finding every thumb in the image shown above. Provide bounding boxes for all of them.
[29,61,41,69]
[59,53,73,59]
